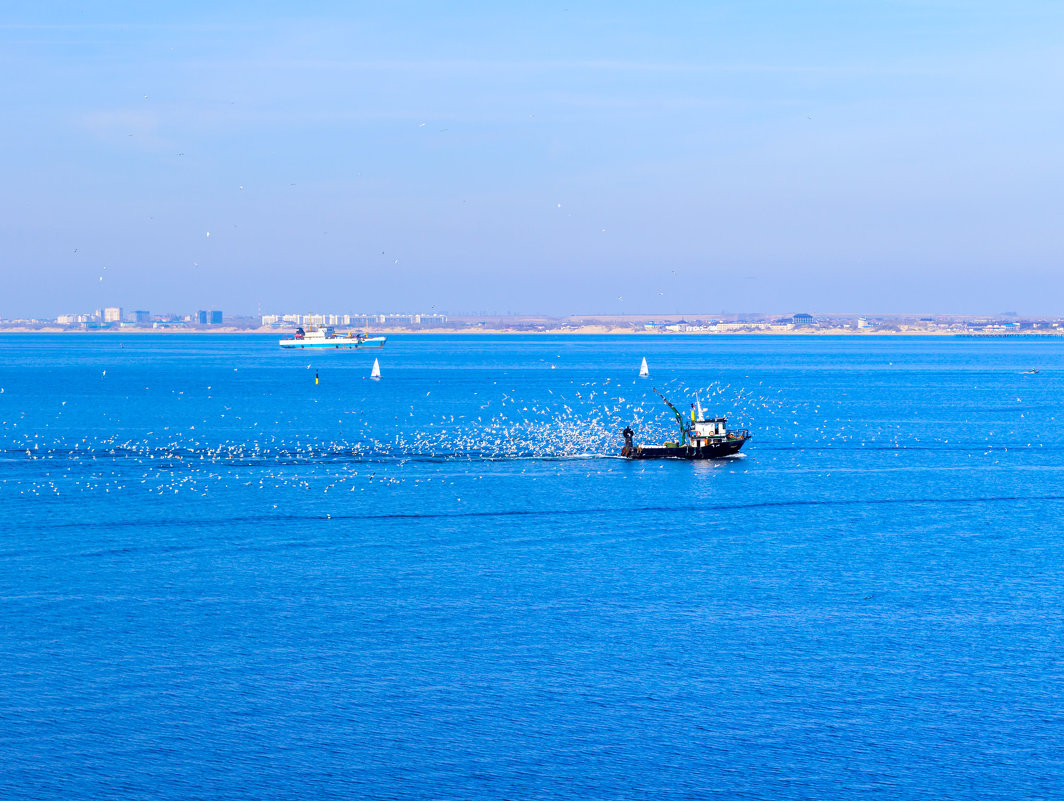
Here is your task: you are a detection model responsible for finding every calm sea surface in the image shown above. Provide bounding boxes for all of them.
[2,334,1062,800]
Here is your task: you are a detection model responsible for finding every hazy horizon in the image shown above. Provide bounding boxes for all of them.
[4,307,1056,323]
[4,2,1063,318]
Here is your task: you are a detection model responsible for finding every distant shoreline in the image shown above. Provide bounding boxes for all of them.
[1,327,1060,337]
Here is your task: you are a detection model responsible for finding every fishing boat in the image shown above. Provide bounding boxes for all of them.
[621,388,750,460]
[279,327,387,349]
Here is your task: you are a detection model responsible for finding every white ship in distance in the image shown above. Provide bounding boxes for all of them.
[279,327,386,349]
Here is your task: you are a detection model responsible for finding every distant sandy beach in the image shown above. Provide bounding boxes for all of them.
[1,326,1055,337]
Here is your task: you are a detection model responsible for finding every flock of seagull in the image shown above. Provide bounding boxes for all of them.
[0,372,1045,500]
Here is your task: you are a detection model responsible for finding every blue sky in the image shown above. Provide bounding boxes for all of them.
[2,1,1062,317]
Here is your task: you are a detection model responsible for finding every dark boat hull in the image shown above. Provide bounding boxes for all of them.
[621,436,749,460]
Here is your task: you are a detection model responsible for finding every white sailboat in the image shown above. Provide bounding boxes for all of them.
[639,357,649,378]
[370,358,381,380]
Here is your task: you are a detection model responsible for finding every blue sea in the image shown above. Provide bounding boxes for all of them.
[2,334,1062,800]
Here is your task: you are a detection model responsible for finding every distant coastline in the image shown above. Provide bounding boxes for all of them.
[4,311,1061,337]
[1,326,1060,337]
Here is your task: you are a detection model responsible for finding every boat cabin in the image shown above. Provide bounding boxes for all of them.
[692,417,728,439]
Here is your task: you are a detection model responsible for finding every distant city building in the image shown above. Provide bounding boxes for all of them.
[210,310,222,325]
[857,317,871,329]
[266,311,449,329]
[103,306,123,323]
[792,312,814,326]
[196,310,223,325]
[714,322,771,331]
[197,310,208,324]
[133,310,151,324]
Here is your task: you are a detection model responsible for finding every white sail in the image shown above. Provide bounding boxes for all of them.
[370,358,381,379]
[639,357,649,377]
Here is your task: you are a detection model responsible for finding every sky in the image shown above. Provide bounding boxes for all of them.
[2,1,1062,318]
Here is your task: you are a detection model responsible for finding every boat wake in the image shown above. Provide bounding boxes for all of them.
[5,375,976,466]
[3,378,776,464]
